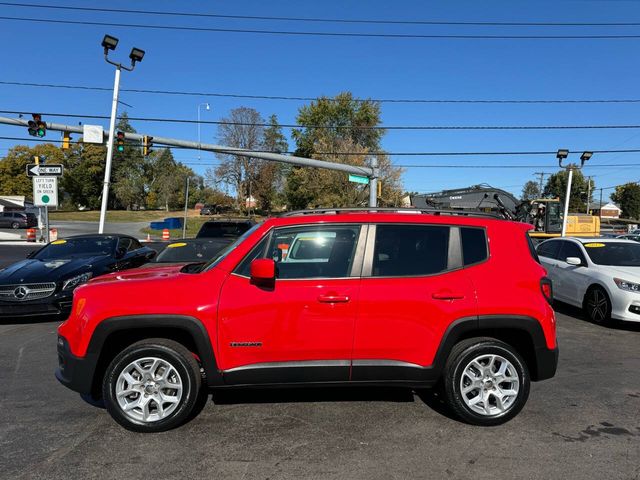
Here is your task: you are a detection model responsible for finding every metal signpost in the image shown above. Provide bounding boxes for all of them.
[27,163,63,243]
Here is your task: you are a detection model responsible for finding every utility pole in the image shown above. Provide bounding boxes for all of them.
[599,187,603,222]
[534,172,546,198]
[98,35,145,234]
[585,176,592,214]
[182,176,189,239]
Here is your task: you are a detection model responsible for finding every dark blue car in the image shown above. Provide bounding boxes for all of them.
[0,234,156,320]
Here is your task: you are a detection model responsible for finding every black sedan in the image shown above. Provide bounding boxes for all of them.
[147,238,233,268]
[0,234,156,320]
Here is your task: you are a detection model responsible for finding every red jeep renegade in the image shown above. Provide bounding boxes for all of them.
[56,209,557,432]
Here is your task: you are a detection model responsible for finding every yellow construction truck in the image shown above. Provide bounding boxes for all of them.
[410,185,600,240]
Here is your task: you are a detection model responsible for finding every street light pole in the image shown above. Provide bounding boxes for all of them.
[197,103,210,163]
[557,149,592,237]
[98,66,121,234]
[97,34,145,234]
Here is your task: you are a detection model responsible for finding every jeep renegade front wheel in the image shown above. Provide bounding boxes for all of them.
[102,339,202,432]
[443,338,530,426]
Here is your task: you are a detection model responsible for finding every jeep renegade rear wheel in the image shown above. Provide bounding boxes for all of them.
[443,338,530,426]
[102,339,202,432]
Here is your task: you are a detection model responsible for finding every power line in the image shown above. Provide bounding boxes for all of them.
[3,110,640,131]
[3,136,640,169]
[3,80,640,105]
[2,16,640,40]
[2,3,639,27]
[4,135,640,157]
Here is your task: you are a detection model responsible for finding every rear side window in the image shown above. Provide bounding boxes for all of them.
[461,227,488,266]
[372,225,450,277]
[537,240,561,259]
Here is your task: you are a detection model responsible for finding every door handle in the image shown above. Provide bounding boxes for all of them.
[318,294,350,303]
[432,291,465,300]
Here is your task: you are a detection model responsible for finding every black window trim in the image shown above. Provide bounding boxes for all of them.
[363,223,464,279]
[231,223,367,281]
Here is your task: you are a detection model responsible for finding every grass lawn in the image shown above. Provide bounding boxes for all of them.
[140,216,212,239]
[48,210,189,222]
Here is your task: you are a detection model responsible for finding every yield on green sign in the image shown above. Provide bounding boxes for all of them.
[33,176,58,207]
[348,174,370,185]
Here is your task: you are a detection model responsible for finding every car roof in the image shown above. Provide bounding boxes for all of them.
[573,237,636,244]
[262,211,528,231]
[59,234,134,240]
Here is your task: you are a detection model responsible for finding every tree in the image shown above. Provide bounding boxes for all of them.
[285,92,403,209]
[213,107,265,210]
[611,183,640,219]
[252,115,289,212]
[61,144,107,209]
[292,92,383,157]
[0,144,66,198]
[521,181,541,201]
[543,168,594,212]
[111,112,146,209]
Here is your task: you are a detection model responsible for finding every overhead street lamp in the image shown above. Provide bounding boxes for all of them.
[557,149,592,237]
[98,34,145,234]
[197,102,210,162]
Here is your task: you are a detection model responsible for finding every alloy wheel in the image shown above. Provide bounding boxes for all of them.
[459,354,520,416]
[587,289,609,323]
[115,357,183,423]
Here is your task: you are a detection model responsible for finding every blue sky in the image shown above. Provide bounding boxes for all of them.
[1,0,640,202]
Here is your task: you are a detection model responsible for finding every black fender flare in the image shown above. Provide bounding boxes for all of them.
[432,315,557,381]
[88,315,223,387]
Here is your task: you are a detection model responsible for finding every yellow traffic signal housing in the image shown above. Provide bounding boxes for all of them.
[142,135,153,156]
[62,132,71,149]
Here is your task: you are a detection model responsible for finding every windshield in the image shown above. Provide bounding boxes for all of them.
[33,237,117,260]
[546,202,563,233]
[197,221,252,238]
[583,242,640,267]
[201,223,262,272]
[155,239,232,263]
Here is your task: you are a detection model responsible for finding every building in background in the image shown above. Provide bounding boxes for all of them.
[588,202,621,219]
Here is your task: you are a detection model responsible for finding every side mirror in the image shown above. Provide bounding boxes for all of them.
[566,257,583,266]
[250,258,276,286]
[115,247,127,259]
[145,250,157,261]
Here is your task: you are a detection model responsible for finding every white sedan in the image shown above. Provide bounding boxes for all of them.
[536,238,640,324]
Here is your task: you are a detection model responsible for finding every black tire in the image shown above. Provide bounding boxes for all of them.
[11,222,20,229]
[102,338,202,433]
[443,338,530,426]
[583,286,612,325]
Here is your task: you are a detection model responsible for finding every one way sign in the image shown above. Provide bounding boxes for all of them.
[26,164,64,177]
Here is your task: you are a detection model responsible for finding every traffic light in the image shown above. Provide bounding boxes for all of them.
[116,131,125,153]
[142,135,153,156]
[27,114,46,138]
[62,131,71,149]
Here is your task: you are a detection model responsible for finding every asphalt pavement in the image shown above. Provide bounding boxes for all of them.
[0,246,638,480]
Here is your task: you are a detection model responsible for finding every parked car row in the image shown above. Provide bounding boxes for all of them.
[0,211,38,229]
[536,237,640,324]
[0,219,248,321]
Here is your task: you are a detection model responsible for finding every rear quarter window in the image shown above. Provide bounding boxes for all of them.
[461,227,488,266]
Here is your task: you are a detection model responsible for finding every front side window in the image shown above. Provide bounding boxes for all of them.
[557,241,586,263]
[372,225,450,277]
[265,225,361,279]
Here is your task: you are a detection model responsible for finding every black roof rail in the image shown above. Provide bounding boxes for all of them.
[280,207,503,219]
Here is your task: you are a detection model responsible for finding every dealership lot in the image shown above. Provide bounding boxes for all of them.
[0,303,638,479]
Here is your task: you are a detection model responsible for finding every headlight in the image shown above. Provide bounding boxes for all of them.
[613,278,640,293]
[62,272,93,291]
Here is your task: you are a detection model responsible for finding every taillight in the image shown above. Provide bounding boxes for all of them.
[541,277,553,304]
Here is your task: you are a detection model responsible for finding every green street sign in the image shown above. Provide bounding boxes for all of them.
[348,174,370,185]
